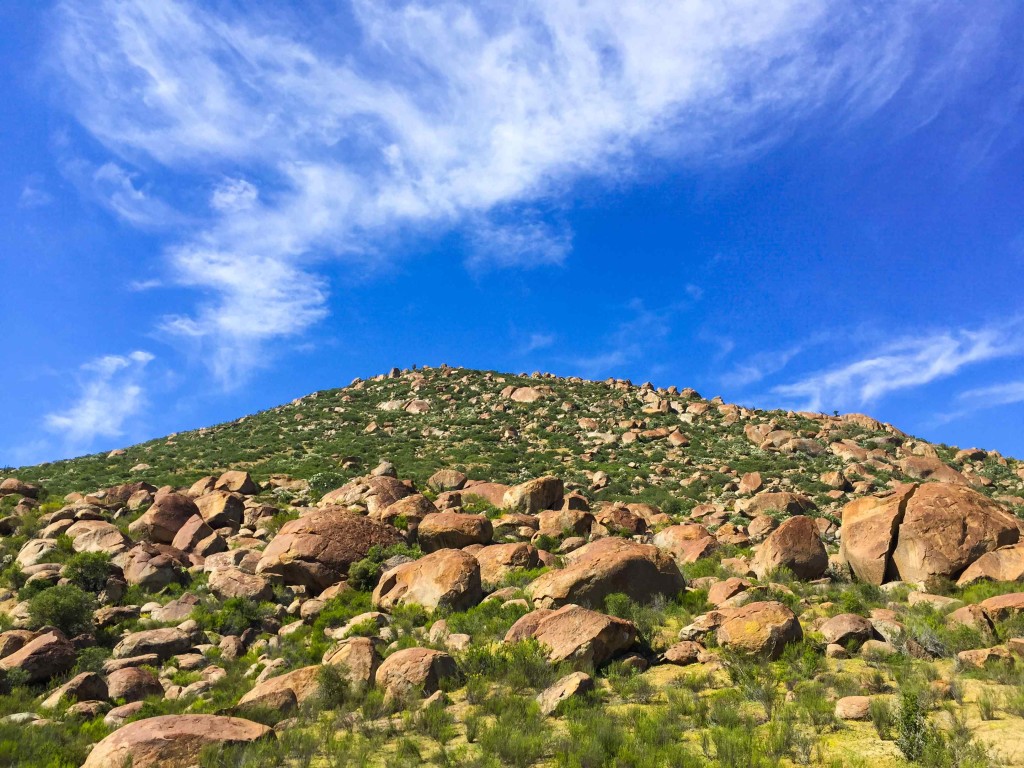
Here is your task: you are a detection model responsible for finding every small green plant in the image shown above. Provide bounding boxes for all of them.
[895,690,927,761]
[28,584,95,636]
[63,551,113,593]
[870,697,895,740]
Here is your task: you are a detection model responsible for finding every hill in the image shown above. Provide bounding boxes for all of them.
[1,365,1024,768]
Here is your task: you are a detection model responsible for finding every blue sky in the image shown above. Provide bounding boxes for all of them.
[2,0,1023,466]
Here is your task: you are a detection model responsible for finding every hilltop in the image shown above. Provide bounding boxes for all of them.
[13,365,1024,513]
[1,366,1024,767]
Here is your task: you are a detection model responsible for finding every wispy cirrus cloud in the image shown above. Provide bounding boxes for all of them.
[49,0,1018,382]
[772,321,1024,412]
[44,350,154,450]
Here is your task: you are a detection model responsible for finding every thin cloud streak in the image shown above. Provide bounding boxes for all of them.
[44,350,154,451]
[772,322,1024,412]
[50,0,1018,381]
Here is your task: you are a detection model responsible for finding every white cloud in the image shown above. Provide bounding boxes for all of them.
[19,175,54,208]
[773,322,1024,411]
[468,217,572,270]
[44,351,154,449]
[91,162,181,227]
[518,332,556,356]
[50,0,1014,379]
[128,278,162,291]
[958,380,1024,408]
[722,345,806,389]
[211,177,258,212]
[570,299,674,377]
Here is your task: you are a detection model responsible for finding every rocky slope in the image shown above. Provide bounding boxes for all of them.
[1,365,1023,767]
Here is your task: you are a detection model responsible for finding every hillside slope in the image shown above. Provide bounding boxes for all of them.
[12,365,1024,513]
[2,366,1024,767]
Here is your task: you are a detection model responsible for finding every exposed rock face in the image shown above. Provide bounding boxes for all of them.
[374,648,457,699]
[474,543,542,590]
[502,476,564,514]
[891,484,1019,585]
[195,490,244,530]
[528,538,685,609]
[209,567,273,601]
[237,665,324,713]
[835,696,872,720]
[113,627,193,661]
[840,485,914,585]
[841,483,1019,585]
[82,714,272,768]
[66,520,131,555]
[417,512,493,552]
[738,492,815,517]
[216,471,261,495]
[0,630,76,683]
[372,548,482,612]
[752,516,828,580]
[536,672,594,715]
[256,510,404,594]
[819,614,875,647]
[427,470,468,492]
[41,672,108,709]
[319,476,412,516]
[107,666,164,702]
[978,592,1024,622]
[129,493,200,544]
[505,604,637,666]
[171,515,226,556]
[652,524,718,565]
[121,543,190,591]
[715,601,802,659]
[322,637,381,687]
[537,507,595,538]
[371,493,437,527]
[958,544,1024,586]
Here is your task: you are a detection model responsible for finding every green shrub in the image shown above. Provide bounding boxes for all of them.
[28,584,95,636]
[192,597,272,636]
[347,543,422,590]
[63,551,112,593]
[895,690,927,761]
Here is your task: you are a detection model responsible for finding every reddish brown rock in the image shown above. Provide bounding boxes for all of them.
[0,630,76,683]
[716,601,802,659]
[536,672,594,715]
[209,567,273,601]
[503,476,564,514]
[66,520,131,555]
[372,548,482,612]
[371,493,437,527]
[652,524,718,565]
[507,604,637,666]
[170,515,226,556]
[839,485,915,585]
[663,641,705,666]
[322,636,381,687]
[113,627,192,661]
[593,505,647,535]
[528,538,685,610]
[898,456,968,485]
[195,490,244,530]
[891,483,1019,585]
[819,613,875,647]
[738,491,815,518]
[752,516,828,580]
[979,593,1024,623]
[215,471,261,495]
[474,543,542,590]
[121,543,190,591]
[82,714,272,768]
[107,666,164,702]
[320,476,412,516]
[128,493,200,544]
[707,577,752,607]
[537,507,595,538]
[427,470,468,492]
[41,672,108,709]
[256,510,403,594]
[237,665,324,713]
[374,648,457,699]
[957,543,1024,587]
[417,512,493,552]
[461,482,511,508]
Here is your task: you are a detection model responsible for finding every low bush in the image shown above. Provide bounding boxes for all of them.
[28,583,95,636]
